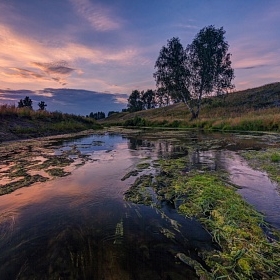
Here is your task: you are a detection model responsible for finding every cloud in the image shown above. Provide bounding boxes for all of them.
[0,87,128,114]
[0,22,150,92]
[70,0,122,31]
[32,61,75,75]
[7,68,45,79]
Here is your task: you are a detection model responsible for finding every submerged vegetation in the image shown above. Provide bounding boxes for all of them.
[241,148,280,185]
[0,132,94,195]
[124,153,280,279]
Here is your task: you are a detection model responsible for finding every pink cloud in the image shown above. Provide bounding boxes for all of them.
[70,0,122,31]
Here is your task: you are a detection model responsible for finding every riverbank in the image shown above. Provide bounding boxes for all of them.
[0,106,101,142]
[99,82,280,132]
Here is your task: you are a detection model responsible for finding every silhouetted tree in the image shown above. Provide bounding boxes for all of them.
[89,111,105,120]
[141,89,156,109]
[18,96,33,109]
[107,111,119,117]
[154,25,234,119]
[38,101,47,110]
[127,90,143,112]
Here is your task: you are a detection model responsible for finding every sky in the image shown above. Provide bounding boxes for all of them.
[0,0,280,115]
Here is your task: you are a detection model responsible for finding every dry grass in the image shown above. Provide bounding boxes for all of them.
[101,82,280,132]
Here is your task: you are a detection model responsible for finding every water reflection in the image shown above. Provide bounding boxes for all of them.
[0,131,279,279]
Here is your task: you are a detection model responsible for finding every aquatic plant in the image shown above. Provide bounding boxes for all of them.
[127,154,280,279]
[242,148,280,184]
[175,173,280,279]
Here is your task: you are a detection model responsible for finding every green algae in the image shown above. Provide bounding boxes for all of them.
[0,133,96,196]
[124,174,154,205]
[241,148,280,185]
[125,153,280,279]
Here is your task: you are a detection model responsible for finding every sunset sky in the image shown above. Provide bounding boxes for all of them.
[0,0,280,115]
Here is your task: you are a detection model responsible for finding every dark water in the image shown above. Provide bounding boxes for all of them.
[0,131,279,279]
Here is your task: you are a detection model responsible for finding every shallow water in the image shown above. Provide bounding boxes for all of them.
[0,131,279,279]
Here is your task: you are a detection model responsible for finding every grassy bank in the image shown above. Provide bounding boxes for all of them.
[0,104,101,141]
[100,82,280,132]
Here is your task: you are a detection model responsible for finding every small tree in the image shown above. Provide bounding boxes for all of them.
[18,96,33,109]
[38,101,47,110]
[127,90,143,112]
[154,37,190,108]
[89,111,105,120]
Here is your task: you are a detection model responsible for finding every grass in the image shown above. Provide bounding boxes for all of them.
[241,148,280,184]
[155,157,280,279]
[0,104,102,141]
[124,151,280,278]
[100,82,280,132]
[176,173,279,279]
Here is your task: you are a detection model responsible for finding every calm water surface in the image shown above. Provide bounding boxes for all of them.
[0,131,279,279]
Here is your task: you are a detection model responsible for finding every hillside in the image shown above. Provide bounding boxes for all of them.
[99,82,280,132]
[0,107,101,142]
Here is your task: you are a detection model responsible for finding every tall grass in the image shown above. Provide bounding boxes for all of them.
[0,104,101,139]
[101,82,280,132]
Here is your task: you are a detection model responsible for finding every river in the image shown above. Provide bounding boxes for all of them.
[0,130,279,279]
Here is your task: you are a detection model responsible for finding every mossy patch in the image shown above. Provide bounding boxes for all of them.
[46,168,71,177]
[0,174,48,195]
[124,174,154,205]
[242,148,280,185]
[125,153,280,279]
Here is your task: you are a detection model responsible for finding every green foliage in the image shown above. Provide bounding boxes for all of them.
[271,152,280,162]
[154,25,235,119]
[242,149,280,184]
[124,116,147,127]
[0,103,101,141]
[127,90,144,112]
[89,111,105,120]
[177,173,280,279]
[155,156,280,279]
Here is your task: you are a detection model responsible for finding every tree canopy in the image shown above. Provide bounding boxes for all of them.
[154,25,235,119]
[18,96,33,109]
[38,101,47,110]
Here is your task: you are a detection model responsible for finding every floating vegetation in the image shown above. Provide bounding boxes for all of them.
[121,170,139,181]
[0,174,48,195]
[114,219,124,244]
[241,148,280,184]
[176,253,210,280]
[0,134,94,195]
[124,174,154,205]
[124,152,280,279]
[136,162,150,170]
[46,168,71,177]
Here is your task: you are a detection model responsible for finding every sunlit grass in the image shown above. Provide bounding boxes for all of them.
[101,82,280,132]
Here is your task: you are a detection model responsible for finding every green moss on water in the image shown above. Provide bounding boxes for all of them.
[242,148,280,184]
[125,155,280,279]
[124,174,153,205]
[173,173,280,278]
[136,162,150,170]
[46,168,71,177]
